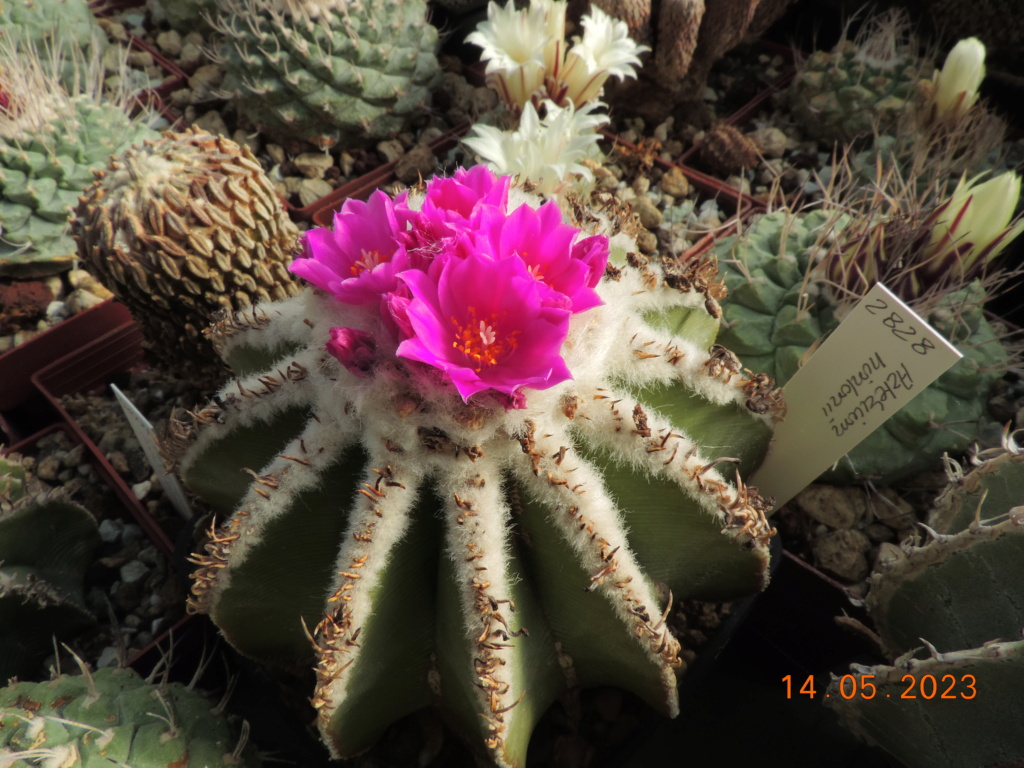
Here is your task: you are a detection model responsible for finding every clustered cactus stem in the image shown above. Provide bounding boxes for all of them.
[171,166,783,766]
[0,37,161,277]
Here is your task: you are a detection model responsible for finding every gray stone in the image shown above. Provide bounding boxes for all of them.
[813,529,872,582]
[748,127,788,158]
[377,139,405,164]
[98,518,124,544]
[156,29,183,57]
[630,196,662,230]
[132,480,152,500]
[179,41,204,71]
[232,129,260,155]
[120,560,150,585]
[395,144,437,185]
[794,485,866,529]
[65,289,106,315]
[294,151,334,180]
[297,178,333,208]
[188,64,223,101]
[265,143,286,165]
[192,109,229,137]
[659,167,690,198]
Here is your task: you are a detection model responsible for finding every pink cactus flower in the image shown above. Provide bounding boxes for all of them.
[395,250,572,404]
[405,165,511,254]
[471,200,608,312]
[291,190,413,304]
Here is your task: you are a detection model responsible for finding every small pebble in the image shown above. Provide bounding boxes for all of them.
[659,167,690,198]
[297,178,333,207]
[266,144,286,165]
[188,64,226,102]
[98,518,125,544]
[120,560,150,585]
[813,529,872,582]
[156,29,183,57]
[395,144,437,185]
[178,41,205,71]
[294,151,334,180]
[793,485,866,529]
[132,480,152,500]
[630,196,662,230]
[192,109,229,137]
[377,139,405,163]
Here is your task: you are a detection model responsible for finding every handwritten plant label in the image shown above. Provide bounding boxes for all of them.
[750,283,962,510]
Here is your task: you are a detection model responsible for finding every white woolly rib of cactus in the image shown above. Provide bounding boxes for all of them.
[174,173,782,767]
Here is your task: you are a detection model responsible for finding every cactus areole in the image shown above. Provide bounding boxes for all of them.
[174,167,785,766]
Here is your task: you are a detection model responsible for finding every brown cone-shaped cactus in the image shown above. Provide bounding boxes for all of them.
[697,123,762,177]
[71,127,302,375]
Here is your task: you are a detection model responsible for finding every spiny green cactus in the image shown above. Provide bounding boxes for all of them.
[0,40,161,278]
[0,665,260,766]
[788,10,931,144]
[0,451,99,683]
[168,171,784,767]
[824,442,1024,768]
[712,209,1009,484]
[71,127,302,376]
[212,0,440,148]
[0,0,109,87]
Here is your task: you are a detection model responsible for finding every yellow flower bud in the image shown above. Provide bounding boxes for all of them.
[931,37,986,119]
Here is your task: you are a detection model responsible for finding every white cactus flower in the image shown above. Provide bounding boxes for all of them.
[468,0,644,112]
[463,100,608,195]
[928,171,1024,272]
[931,37,986,119]
[558,6,648,106]
[467,0,566,110]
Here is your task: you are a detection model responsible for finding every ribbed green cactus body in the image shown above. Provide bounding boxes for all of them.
[0,0,108,84]
[0,98,160,277]
[0,667,259,767]
[789,41,928,144]
[216,0,440,147]
[156,0,216,35]
[173,203,784,766]
[713,210,1007,484]
[0,453,99,682]
[825,448,1024,768]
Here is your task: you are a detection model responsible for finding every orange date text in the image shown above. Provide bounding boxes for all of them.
[782,673,977,700]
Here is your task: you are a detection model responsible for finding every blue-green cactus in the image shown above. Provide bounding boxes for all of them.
[0,41,161,277]
[213,0,440,148]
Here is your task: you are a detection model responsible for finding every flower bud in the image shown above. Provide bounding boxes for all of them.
[926,171,1024,274]
[327,327,378,377]
[931,37,986,119]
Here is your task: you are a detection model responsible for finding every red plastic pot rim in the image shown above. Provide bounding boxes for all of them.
[0,299,133,413]
[29,320,173,558]
[4,421,173,559]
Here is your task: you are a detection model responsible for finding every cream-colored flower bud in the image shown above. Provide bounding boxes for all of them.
[927,171,1024,271]
[931,37,986,119]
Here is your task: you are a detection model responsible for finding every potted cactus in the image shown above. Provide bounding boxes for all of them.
[166,165,785,766]
[825,434,1024,768]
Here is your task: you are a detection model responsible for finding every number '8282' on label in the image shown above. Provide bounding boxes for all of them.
[783,673,977,700]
